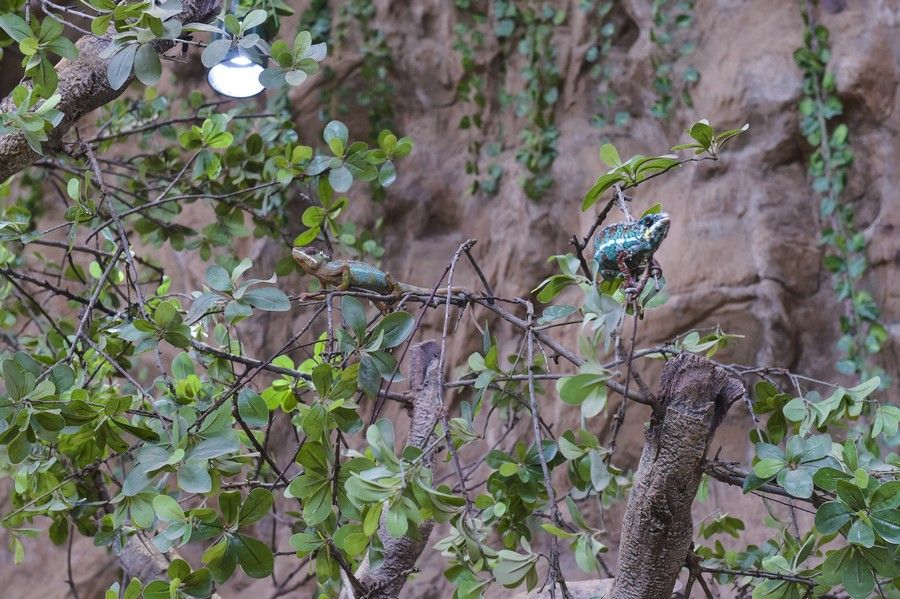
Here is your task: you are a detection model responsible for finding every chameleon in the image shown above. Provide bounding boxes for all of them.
[593,212,670,296]
[292,247,471,298]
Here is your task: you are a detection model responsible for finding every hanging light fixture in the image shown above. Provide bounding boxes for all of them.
[206,1,267,98]
[207,49,265,98]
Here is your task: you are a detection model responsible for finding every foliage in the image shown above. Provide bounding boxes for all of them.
[580,0,631,129]
[649,0,699,119]
[795,3,887,384]
[0,3,896,599]
[453,0,702,199]
[329,0,395,135]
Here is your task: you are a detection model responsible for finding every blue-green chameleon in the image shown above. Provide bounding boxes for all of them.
[593,212,670,295]
[292,247,470,298]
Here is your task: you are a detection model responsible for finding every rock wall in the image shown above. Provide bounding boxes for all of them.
[2,0,898,597]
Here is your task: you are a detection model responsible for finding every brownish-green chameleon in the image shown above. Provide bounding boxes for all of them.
[292,247,470,298]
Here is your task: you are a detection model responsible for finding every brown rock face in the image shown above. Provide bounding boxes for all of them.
[3,1,898,597]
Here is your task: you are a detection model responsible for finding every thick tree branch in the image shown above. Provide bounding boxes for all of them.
[0,0,220,181]
[610,353,744,599]
[340,341,443,599]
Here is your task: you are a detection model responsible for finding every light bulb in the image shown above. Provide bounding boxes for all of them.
[207,51,265,98]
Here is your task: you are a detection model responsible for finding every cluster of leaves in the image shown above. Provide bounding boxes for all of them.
[0,12,77,93]
[454,0,502,196]
[579,0,631,129]
[506,2,564,199]
[795,5,887,383]
[648,0,700,119]
[451,1,564,199]
[0,85,63,154]
[581,119,748,211]
[0,54,417,592]
[328,0,396,135]
[688,375,900,599]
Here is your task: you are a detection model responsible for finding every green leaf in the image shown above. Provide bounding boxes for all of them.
[153,495,185,523]
[0,14,33,43]
[3,358,34,401]
[813,467,851,492]
[371,311,415,348]
[598,143,621,167]
[780,468,813,499]
[203,538,236,583]
[107,44,137,90]
[241,9,267,30]
[133,44,162,85]
[205,264,232,292]
[385,505,408,537]
[782,397,807,422]
[243,287,291,311]
[581,174,624,211]
[340,295,367,338]
[836,480,867,511]
[294,30,312,57]
[533,274,575,303]
[239,488,273,527]
[219,492,241,527]
[289,532,324,554]
[328,166,353,193]
[237,388,268,428]
[493,550,538,588]
[323,120,348,148]
[870,508,900,544]
[688,120,713,149]
[815,501,851,534]
[842,550,875,599]
[378,160,397,187]
[181,568,213,598]
[538,304,578,324]
[178,459,212,493]
[234,533,274,578]
[847,519,875,547]
[753,458,785,479]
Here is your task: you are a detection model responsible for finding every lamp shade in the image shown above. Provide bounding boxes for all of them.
[207,48,265,98]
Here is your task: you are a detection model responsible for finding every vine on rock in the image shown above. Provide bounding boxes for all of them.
[649,0,699,119]
[795,1,887,384]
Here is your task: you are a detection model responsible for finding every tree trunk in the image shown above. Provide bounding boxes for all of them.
[610,353,743,599]
[339,340,444,599]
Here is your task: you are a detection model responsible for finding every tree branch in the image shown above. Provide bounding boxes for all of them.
[339,341,443,599]
[610,353,744,599]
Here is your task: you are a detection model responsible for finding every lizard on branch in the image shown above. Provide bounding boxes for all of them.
[292,247,471,300]
[594,212,670,299]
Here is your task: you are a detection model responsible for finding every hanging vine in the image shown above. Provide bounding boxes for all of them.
[582,0,630,129]
[511,1,563,199]
[333,0,395,134]
[454,0,563,199]
[795,1,887,382]
[649,0,699,119]
[455,0,503,195]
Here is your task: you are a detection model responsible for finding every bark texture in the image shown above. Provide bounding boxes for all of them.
[116,531,222,599]
[609,353,743,599]
[339,340,444,599]
[0,0,219,181]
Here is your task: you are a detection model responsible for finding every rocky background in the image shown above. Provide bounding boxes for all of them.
[1,0,898,597]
